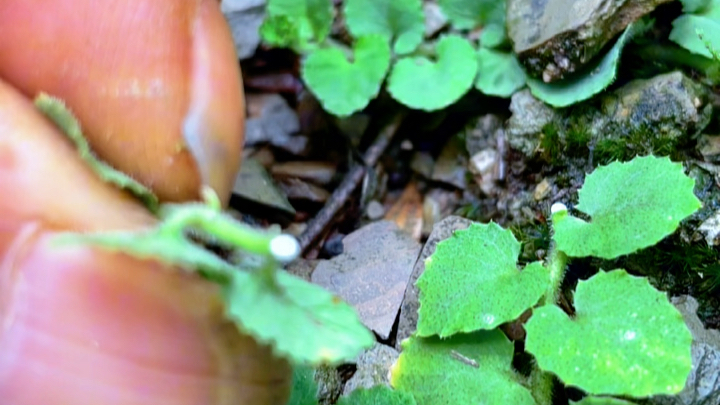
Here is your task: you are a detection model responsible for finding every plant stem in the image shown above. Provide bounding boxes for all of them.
[529,363,555,405]
[543,243,568,306]
[160,205,277,257]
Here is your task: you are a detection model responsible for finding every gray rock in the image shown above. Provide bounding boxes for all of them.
[365,200,386,220]
[312,221,421,340]
[232,157,296,215]
[271,161,337,185]
[506,89,560,156]
[396,216,473,349]
[343,343,400,396]
[506,72,711,158]
[423,2,448,38]
[507,0,671,82]
[697,135,720,163]
[644,295,720,405]
[431,135,468,189]
[465,114,504,156]
[278,178,330,203]
[221,0,266,60]
[245,94,308,154]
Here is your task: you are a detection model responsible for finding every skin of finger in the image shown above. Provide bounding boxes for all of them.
[0,0,244,205]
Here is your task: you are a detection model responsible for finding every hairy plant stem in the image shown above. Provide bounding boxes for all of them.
[160,204,278,257]
[529,364,555,405]
[543,244,569,306]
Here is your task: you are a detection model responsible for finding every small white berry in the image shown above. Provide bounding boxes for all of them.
[550,202,567,215]
[270,234,300,262]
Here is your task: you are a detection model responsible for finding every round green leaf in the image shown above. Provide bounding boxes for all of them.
[552,155,701,259]
[526,23,636,107]
[437,0,505,30]
[337,386,416,405]
[525,269,693,397]
[416,222,549,337]
[288,365,320,405]
[387,35,478,111]
[344,0,425,55]
[670,14,720,58]
[475,48,526,97]
[572,397,636,405]
[391,331,535,405]
[302,35,391,117]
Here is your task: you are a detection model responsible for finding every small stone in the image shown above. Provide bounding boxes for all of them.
[697,135,720,162]
[221,0,266,60]
[465,114,504,156]
[534,178,552,201]
[468,149,500,196]
[423,2,448,38]
[431,135,468,189]
[396,216,473,348]
[410,152,434,179]
[698,210,720,246]
[506,89,560,157]
[343,343,400,396]
[244,94,308,154]
[646,295,720,405]
[278,178,330,203]
[272,161,337,185]
[366,200,386,220]
[232,157,296,215]
[312,221,421,340]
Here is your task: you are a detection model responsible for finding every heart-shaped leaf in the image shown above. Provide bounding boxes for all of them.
[416,222,549,337]
[387,35,477,111]
[525,269,692,396]
[344,0,425,54]
[263,0,334,49]
[390,330,535,405]
[552,155,701,259]
[302,35,391,116]
[475,48,526,97]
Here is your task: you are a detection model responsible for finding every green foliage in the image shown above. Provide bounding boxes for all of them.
[525,269,692,396]
[416,222,548,337]
[34,94,159,212]
[343,0,425,55]
[389,155,697,404]
[437,0,505,30]
[387,35,478,111]
[301,35,391,117]
[526,23,637,107]
[390,331,535,405]
[287,365,319,405]
[56,200,374,366]
[552,155,701,259]
[261,0,333,51]
[475,48,526,97]
[572,397,637,405]
[337,386,416,405]
[670,0,720,58]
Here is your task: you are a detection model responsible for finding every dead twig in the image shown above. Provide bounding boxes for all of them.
[297,113,405,253]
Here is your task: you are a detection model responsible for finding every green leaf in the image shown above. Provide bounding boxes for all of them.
[670,13,720,58]
[387,35,478,111]
[344,0,425,54]
[263,0,334,48]
[572,397,636,405]
[55,205,375,366]
[337,386,416,405]
[437,0,505,30]
[34,93,159,213]
[390,330,535,405]
[416,222,549,337]
[525,269,693,397]
[552,155,701,259]
[479,23,508,48]
[475,48,526,97]
[679,0,713,13]
[302,35,391,117]
[226,269,376,365]
[287,365,319,405]
[526,23,636,107]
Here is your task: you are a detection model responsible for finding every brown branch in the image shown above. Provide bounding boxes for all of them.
[297,113,405,253]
